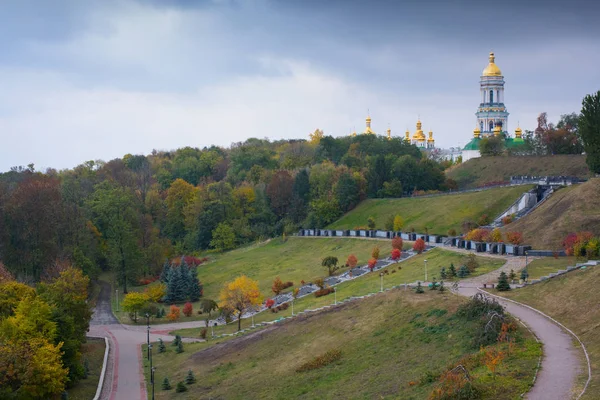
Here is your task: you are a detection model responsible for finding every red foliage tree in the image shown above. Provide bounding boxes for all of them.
[506,232,523,245]
[265,298,275,308]
[413,238,426,254]
[368,258,377,272]
[182,302,193,317]
[266,171,294,217]
[391,237,403,250]
[347,254,358,268]
[272,276,285,295]
[391,248,401,261]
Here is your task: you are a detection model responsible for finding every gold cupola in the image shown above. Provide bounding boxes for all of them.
[473,126,481,138]
[363,115,375,135]
[404,129,410,143]
[515,126,522,138]
[386,127,391,140]
[482,52,502,77]
[412,120,426,141]
[493,125,502,136]
[427,130,435,143]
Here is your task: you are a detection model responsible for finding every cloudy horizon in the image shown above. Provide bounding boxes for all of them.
[1,0,599,172]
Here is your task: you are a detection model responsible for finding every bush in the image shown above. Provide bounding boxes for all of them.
[496,272,511,291]
[296,349,342,372]
[367,216,376,230]
[314,278,325,289]
[346,254,358,268]
[465,228,490,242]
[447,228,457,237]
[391,248,401,261]
[506,231,523,245]
[176,381,187,392]
[413,238,426,254]
[368,258,377,272]
[283,281,293,290]
[185,370,196,385]
[200,328,207,339]
[182,302,193,317]
[477,214,491,226]
[144,283,167,303]
[167,305,181,321]
[501,215,513,225]
[415,282,424,294]
[457,265,469,278]
[371,246,380,259]
[158,338,166,353]
[162,377,172,390]
[314,287,335,298]
[265,298,275,308]
[176,341,184,353]
[392,237,403,250]
[464,254,479,272]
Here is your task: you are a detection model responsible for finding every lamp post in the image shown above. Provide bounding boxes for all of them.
[146,313,150,360]
[212,322,216,338]
[148,344,153,373]
[291,298,294,315]
[151,367,156,400]
[424,259,428,282]
[379,272,384,292]
[115,289,119,312]
[334,286,337,305]
[525,251,528,266]
[251,313,255,328]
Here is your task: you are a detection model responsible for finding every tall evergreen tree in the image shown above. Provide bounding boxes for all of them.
[179,257,191,296]
[160,259,171,283]
[497,271,511,291]
[189,267,203,302]
[164,266,185,303]
[579,90,600,174]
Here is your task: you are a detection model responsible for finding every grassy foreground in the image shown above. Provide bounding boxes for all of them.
[66,337,105,400]
[499,266,600,399]
[503,178,600,250]
[146,289,540,399]
[174,248,504,337]
[328,185,531,234]
[524,256,578,280]
[445,155,590,189]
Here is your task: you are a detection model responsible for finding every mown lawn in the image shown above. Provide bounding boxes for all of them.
[328,185,532,234]
[66,337,106,400]
[499,266,600,399]
[524,256,579,280]
[146,289,540,399]
[174,248,504,337]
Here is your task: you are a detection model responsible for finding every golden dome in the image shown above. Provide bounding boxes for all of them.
[493,125,502,136]
[515,126,522,138]
[363,115,375,135]
[482,52,502,76]
[427,130,435,142]
[473,126,481,138]
[412,120,426,141]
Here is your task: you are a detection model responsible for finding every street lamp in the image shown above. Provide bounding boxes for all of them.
[212,322,217,338]
[148,344,153,373]
[379,272,384,292]
[251,313,255,328]
[334,286,337,305]
[146,313,150,360]
[424,259,428,282]
[151,367,156,400]
[525,251,528,266]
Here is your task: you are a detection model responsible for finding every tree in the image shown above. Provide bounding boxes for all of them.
[200,299,218,317]
[393,215,404,231]
[210,223,236,252]
[391,248,401,261]
[176,341,184,354]
[272,277,285,295]
[579,90,600,174]
[165,178,198,242]
[457,265,469,278]
[367,216,376,230]
[368,258,377,272]
[464,254,479,272]
[335,171,360,213]
[479,136,505,156]
[520,269,529,282]
[371,246,380,259]
[183,302,193,317]
[506,232,523,245]
[188,268,203,302]
[185,370,196,384]
[322,256,339,276]
[496,272,511,291]
[266,171,294,217]
[440,267,447,280]
[509,269,516,283]
[167,305,181,321]
[219,275,263,331]
[160,260,171,283]
[158,338,166,353]
[346,254,358,268]
[413,238,426,254]
[122,292,150,323]
[162,377,172,390]
[449,263,457,277]
[415,282,424,293]
[384,215,395,231]
[164,266,185,303]
[392,236,403,250]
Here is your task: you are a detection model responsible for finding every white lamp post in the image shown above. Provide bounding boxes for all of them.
[380,272,384,292]
[334,287,337,305]
[424,259,428,282]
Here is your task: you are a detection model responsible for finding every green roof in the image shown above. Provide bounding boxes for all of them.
[505,137,526,148]
[463,137,481,151]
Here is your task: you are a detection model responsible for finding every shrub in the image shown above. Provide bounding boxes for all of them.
[272,277,285,295]
[465,228,490,242]
[346,254,358,268]
[176,381,187,392]
[167,305,181,321]
[172,335,182,347]
[200,328,207,339]
[265,299,275,308]
[314,287,335,298]
[415,282,424,294]
[457,265,469,278]
[296,349,342,372]
[185,370,196,385]
[413,238,426,254]
[506,231,523,245]
[586,237,600,258]
[176,341,184,353]
[144,283,167,303]
[563,231,595,256]
[368,258,377,272]
[501,215,513,225]
[367,216,376,230]
[283,281,294,289]
[488,228,503,243]
[496,272,511,291]
[158,338,166,353]
[477,214,491,226]
[314,278,325,289]
[385,215,395,231]
[440,267,447,280]
[447,228,457,237]
[371,246,380,259]
[520,268,529,281]
[392,237,403,250]
[182,302,193,317]
[464,254,479,272]
[429,366,479,400]
[162,377,172,390]
[391,248,401,261]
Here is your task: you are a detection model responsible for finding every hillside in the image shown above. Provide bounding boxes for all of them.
[446,155,590,189]
[500,265,600,399]
[149,289,540,399]
[502,178,600,249]
[328,185,530,234]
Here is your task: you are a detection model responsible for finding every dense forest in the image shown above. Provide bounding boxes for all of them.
[0,134,453,289]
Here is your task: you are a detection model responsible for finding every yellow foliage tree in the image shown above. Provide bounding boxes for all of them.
[145,283,167,303]
[393,215,404,231]
[309,129,324,144]
[122,292,150,323]
[0,281,36,318]
[219,275,263,331]
[489,228,503,243]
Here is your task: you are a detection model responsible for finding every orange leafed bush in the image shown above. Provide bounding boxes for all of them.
[391,237,403,250]
[167,304,181,321]
[465,228,490,242]
[391,248,401,261]
[346,254,358,268]
[506,232,523,245]
[413,238,426,254]
[296,349,341,372]
[368,258,377,271]
[182,302,193,317]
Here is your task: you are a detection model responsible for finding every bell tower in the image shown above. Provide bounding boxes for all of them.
[476,52,509,136]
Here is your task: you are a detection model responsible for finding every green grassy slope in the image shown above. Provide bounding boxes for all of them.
[66,338,106,400]
[148,289,540,399]
[523,257,578,280]
[503,179,600,250]
[175,248,504,337]
[328,185,530,234]
[446,155,590,189]
[500,266,600,399]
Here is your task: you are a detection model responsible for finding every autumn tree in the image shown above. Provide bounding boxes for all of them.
[392,237,403,250]
[371,246,380,259]
[210,223,236,252]
[219,275,263,331]
[579,90,600,174]
[122,292,150,323]
[391,248,401,261]
[266,171,294,217]
[346,254,358,268]
[322,256,339,276]
[393,215,404,231]
[368,258,377,272]
[272,277,285,295]
[413,238,426,254]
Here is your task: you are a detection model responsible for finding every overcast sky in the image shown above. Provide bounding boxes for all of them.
[1,0,599,171]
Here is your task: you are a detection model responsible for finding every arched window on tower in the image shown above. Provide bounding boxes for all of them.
[489,121,494,130]
[480,121,484,132]
[489,90,494,104]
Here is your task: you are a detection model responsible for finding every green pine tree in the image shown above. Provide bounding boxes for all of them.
[176,381,188,393]
[165,266,186,303]
[180,257,191,296]
[440,267,447,280]
[172,335,182,347]
[185,369,196,384]
[176,340,184,353]
[430,277,438,290]
[509,269,516,283]
[520,268,529,282]
[497,271,511,291]
[158,338,166,353]
[162,377,172,390]
[449,263,457,277]
[439,281,445,293]
[160,259,171,283]
[457,265,469,278]
[189,267,203,302]
[415,282,424,294]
